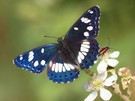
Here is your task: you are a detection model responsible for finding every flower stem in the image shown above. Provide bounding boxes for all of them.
[112,83,131,101]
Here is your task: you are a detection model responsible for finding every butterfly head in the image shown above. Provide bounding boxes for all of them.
[57,37,63,42]
[57,37,69,50]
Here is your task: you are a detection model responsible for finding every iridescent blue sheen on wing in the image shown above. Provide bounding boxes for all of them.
[14,44,58,74]
[47,53,79,83]
[65,6,100,42]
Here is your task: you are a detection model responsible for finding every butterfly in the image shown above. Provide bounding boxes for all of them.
[13,5,101,83]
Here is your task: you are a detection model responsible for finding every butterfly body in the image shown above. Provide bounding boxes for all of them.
[57,38,77,65]
[14,6,101,83]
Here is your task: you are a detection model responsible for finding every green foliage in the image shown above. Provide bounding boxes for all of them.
[0,0,135,101]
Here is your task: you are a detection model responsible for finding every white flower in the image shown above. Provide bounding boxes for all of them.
[83,72,117,101]
[97,51,120,74]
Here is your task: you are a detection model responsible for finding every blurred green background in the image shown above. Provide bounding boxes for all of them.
[0,0,135,101]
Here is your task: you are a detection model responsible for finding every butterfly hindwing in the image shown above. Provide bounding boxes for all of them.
[78,39,99,69]
[47,53,79,83]
[68,39,99,70]
[14,44,58,74]
[65,6,100,42]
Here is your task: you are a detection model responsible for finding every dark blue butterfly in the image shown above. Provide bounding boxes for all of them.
[13,6,100,83]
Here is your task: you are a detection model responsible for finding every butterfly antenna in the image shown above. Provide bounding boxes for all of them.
[44,35,58,39]
[60,35,65,38]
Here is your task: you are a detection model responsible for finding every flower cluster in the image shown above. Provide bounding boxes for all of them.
[118,67,135,90]
[83,72,117,101]
[83,47,135,101]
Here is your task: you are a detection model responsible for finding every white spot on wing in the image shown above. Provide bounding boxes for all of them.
[94,60,97,64]
[58,63,63,72]
[49,61,53,67]
[20,55,23,60]
[81,47,89,52]
[64,63,70,71]
[78,56,82,63]
[67,81,70,83]
[55,63,59,73]
[84,32,89,37]
[28,51,34,62]
[81,17,91,23]
[83,41,90,45]
[29,51,34,56]
[52,63,55,71]
[88,10,93,14]
[68,64,75,70]
[82,52,87,56]
[40,60,46,66]
[63,66,66,72]
[28,55,34,62]
[34,61,39,67]
[81,44,90,49]
[79,52,84,60]
[74,27,78,30]
[87,26,93,31]
[41,48,44,53]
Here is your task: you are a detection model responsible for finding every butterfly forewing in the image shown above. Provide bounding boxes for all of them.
[14,44,58,74]
[65,6,100,42]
